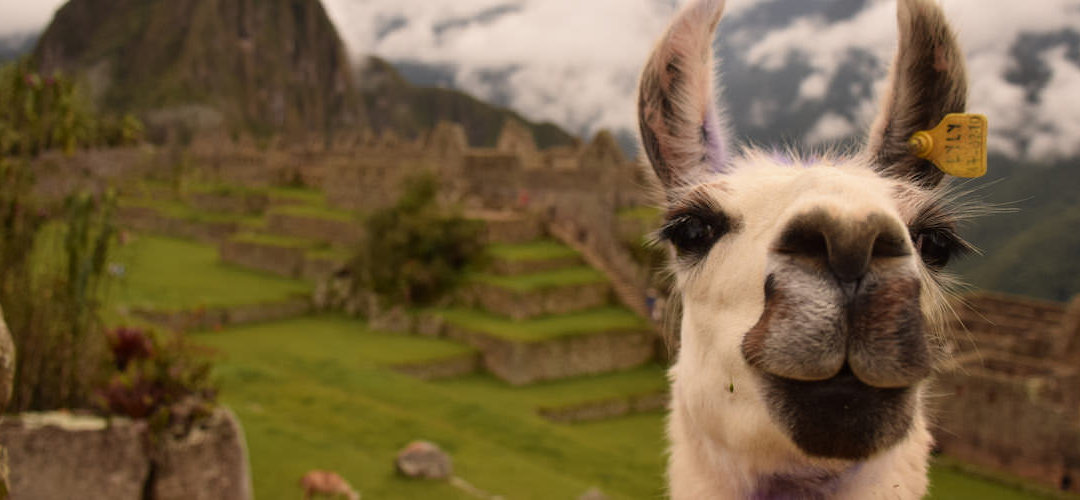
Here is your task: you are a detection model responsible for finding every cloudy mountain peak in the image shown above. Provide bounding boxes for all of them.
[322,0,1080,162]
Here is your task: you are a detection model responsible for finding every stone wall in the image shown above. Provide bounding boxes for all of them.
[219,239,308,278]
[469,282,611,320]
[934,351,1080,493]
[445,326,655,386]
[949,291,1067,359]
[265,211,364,247]
[116,205,239,245]
[389,353,481,381]
[0,409,252,500]
[538,391,668,424]
[135,296,312,333]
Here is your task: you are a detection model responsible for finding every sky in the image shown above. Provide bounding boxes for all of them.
[322,0,1080,162]
[3,0,1080,162]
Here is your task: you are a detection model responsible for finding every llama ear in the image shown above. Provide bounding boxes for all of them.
[638,0,731,193]
[865,0,968,189]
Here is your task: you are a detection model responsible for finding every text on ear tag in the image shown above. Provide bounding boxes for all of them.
[908,113,988,178]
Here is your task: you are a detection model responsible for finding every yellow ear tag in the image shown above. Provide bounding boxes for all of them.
[908,113,988,178]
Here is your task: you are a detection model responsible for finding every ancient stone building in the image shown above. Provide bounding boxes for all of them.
[936,291,1080,493]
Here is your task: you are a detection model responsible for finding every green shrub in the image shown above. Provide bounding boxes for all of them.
[349,174,485,308]
[0,171,116,411]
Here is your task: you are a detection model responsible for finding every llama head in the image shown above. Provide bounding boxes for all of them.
[640,0,972,461]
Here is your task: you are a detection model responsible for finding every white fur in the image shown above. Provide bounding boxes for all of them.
[666,158,934,499]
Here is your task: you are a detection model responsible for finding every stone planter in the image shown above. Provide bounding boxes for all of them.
[0,409,252,500]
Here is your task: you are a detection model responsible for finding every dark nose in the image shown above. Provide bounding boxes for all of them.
[775,209,911,282]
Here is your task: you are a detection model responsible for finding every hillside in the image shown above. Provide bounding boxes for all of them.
[33,0,360,138]
[26,0,575,149]
[955,156,1080,301]
[355,56,574,149]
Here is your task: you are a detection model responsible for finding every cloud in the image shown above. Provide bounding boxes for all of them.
[740,0,1080,162]
[6,0,1080,162]
[0,0,65,35]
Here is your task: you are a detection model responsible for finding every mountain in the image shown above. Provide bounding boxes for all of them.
[354,56,574,149]
[953,156,1080,302]
[26,0,575,148]
[33,0,361,137]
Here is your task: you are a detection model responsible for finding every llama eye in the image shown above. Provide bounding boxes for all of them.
[661,212,728,258]
[912,228,965,269]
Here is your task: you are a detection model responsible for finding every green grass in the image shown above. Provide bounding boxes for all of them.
[110,235,311,312]
[190,314,1049,500]
[119,198,262,227]
[186,181,264,198]
[231,232,320,249]
[487,240,579,262]
[307,246,352,262]
[197,316,474,366]
[268,203,361,223]
[439,364,667,411]
[192,318,671,500]
[470,267,606,292]
[437,307,647,342]
[267,186,326,206]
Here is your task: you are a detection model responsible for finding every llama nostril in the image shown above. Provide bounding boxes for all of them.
[776,210,911,283]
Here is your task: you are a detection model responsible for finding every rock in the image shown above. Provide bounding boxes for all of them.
[0,303,14,409]
[579,487,610,500]
[395,441,453,480]
[151,408,253,500]
[0,413,151,500]
[0,305,13,499]
[0,408,253,500]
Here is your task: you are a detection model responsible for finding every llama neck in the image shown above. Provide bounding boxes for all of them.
[667,389,932,500]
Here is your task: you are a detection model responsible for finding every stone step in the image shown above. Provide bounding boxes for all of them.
[487,240,583,276]
[436,307,656,385]
[467,210,544,244]
[116,203,248,245]
[219,234,316,278]
[219,233,347,280]
[264,206,364,248]
[133,295,312,333]
[464,268,611,320]
[389,352,482,381]
[537,390,669,423]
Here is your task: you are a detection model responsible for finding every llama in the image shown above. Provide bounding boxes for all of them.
[638,0,975,498]
[300,470,360,500]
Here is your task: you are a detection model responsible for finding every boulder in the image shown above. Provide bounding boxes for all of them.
[0,304,12,499]
[152,408,253,500]
[0,303,13,408]
[0,413,150,500]
[395,441,453,480]
[0,408,253,500]
[579,487,610,500]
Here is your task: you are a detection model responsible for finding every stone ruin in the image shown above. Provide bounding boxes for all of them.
[937,292,1080,493]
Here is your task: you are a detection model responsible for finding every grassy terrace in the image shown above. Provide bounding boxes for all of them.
[193,319,671,500]
[111,235,311,312]
[437,307,647,342]
[119,198,263,227]
[230,232,320,249]
[470,267,606,292]
[439,364,667,412]
[267,203,361,223]
[266,186,327,206]
[191,314,1051,500]
[487,240,579,262]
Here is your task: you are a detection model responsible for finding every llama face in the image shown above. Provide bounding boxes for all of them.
[640,0,969,464]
